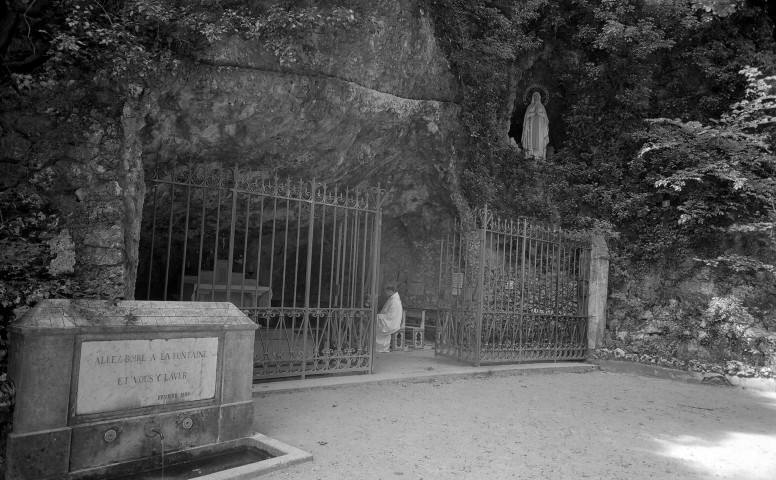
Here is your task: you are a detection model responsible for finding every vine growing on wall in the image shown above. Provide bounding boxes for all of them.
[421,0,551,217]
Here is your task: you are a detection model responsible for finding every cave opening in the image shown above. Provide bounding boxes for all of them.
[134,165,380,312]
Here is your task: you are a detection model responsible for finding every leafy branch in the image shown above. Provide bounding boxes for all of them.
[1,1,361,91]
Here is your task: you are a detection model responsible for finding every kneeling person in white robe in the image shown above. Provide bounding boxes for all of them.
[375,285,403,353]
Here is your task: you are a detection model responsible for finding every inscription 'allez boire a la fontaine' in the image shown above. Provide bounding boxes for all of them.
[76,337,219,415]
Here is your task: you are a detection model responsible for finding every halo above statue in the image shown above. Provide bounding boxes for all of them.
[523,84,549,105]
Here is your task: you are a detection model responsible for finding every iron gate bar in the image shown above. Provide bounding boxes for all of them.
[280,191,289,307]
[211,165,222,302]
[370,191,382,373]
[196,182,206,304]
[163,168,174,301]
[553,231,560,361]
[518,218,527,359]
[301,179,316,379]
[474,207,487,367]
[238,187,250,307]
[257,196,266,304]
[178,183,192,302]
[145,168,159,301]
[139,163,384,381]
[293,193,302,308]
[226,166,238,303]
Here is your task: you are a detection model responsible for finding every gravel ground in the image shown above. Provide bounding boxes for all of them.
[254,370,776,480]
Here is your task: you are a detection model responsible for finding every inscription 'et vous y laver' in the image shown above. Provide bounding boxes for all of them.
[117,372,188,385]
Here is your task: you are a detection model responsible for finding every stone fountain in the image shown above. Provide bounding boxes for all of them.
[5,299,311,479]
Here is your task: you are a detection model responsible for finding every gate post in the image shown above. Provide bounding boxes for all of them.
[586,235,609,351]
[301,179,316,380]
[225,164,239,302]
[474,205,489,367]
[369,185,383,374]
[553,230,562,362]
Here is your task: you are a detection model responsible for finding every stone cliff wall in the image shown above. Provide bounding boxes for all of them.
[0,84,145,314]
[600,264,776,379]
[138,0,466,299]
[204,0,458,102]
[140,63,461,237]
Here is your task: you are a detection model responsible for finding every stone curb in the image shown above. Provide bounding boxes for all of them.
[196,433,313,480]
[253,362,599,396]
[594,359,776,392]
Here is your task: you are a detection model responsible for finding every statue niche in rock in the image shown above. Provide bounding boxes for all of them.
[521,87,550,160]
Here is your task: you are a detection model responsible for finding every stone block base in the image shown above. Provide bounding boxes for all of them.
[7,427,71,480]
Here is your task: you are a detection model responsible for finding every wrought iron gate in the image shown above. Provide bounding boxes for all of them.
[436,206,590,365]
[136,162,384,380]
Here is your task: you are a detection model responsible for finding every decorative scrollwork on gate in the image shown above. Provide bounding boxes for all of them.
[146,161,389,212]
[247,306,373,379]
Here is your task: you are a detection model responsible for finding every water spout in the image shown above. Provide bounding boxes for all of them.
[146,427,165,479]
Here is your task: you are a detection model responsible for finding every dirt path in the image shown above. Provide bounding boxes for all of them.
[254,370,776,480]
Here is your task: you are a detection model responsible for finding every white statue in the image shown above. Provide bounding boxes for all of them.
[521,91,549,159]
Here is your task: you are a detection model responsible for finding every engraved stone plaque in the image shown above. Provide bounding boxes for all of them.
[76,337,219,415]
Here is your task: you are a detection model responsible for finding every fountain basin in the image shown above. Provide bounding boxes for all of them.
[75,433,312,479]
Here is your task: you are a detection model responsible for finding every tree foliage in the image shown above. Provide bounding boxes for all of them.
[543,0,776,261]
[643,67,776,272]
[426,0,776,328]
[0,0,359,91]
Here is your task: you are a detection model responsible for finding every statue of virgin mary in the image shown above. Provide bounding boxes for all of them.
[521,91,549,159]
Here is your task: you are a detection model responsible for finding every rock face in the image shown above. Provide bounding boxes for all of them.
[605,266,776,375]
[141,66,461,235]
[140,0,463,241]
[0,85,145,310]
[132,0,468,301]
[203,1,458,102]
